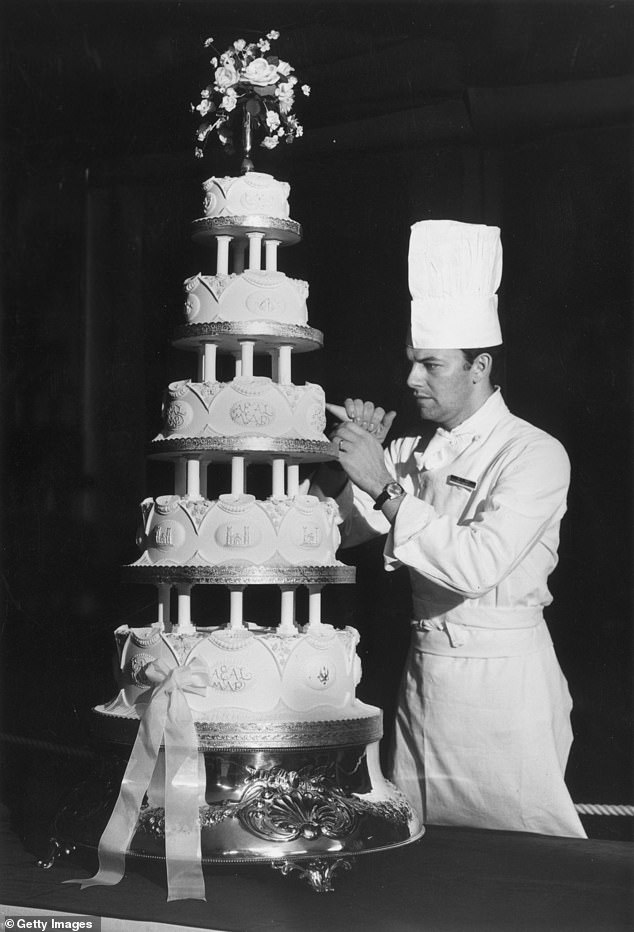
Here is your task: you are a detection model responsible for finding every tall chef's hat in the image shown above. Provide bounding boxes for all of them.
[408,220,503,348]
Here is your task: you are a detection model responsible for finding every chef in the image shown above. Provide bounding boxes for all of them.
[310,220,586,837]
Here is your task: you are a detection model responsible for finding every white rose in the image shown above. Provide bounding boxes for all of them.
[261,135,280,149]
[222,93,237,112]
[301,84,311,97]
[267,30,280,40]
[196,99,212,116]
[266,110,281,130]
[241,57,280,87]
[215,63,239,90]
[233,39,246,51]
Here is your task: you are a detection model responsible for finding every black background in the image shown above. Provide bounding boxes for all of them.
[1,0,632,840]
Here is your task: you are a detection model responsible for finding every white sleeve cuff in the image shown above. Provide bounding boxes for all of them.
[385,494,437,568]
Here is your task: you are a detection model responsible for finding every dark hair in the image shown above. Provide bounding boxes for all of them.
[460,346,504,384]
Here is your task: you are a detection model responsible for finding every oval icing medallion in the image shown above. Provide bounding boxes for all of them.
[185,294,200,321]
[165,401,193,430]
[152,520,186,551]
[215,522,261,549]
[304,657,336,690]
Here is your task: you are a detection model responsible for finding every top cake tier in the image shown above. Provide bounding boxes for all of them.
[204,172,290,219]
[192,172,301,244]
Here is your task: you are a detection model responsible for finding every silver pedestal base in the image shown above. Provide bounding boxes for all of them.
[45,741,423,892]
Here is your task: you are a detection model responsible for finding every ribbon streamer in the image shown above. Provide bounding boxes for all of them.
[66,658,210,901]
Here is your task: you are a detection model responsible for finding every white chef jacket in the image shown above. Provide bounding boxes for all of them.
[335,388,586,837]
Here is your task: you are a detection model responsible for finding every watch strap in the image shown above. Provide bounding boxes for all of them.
[373,482,404,511]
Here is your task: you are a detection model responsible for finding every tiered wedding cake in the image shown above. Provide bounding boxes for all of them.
[66,33,421,899]
[95,170,376,731]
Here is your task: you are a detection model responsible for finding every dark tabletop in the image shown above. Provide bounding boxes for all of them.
[1,813,633,932]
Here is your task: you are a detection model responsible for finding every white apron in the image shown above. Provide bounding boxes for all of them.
[389,606,586,837]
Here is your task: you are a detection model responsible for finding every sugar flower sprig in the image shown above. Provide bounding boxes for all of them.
[192,30,310,167]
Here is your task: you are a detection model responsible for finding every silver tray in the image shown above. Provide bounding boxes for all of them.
[191,215,301,245]
[122,563,356,586]
[149,436,338,463]
[172,320,324,354]
[90,707,382,750]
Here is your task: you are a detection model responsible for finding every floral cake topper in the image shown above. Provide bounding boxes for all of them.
[192,30,310,170]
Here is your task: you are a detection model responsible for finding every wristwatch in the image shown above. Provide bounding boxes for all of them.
[373,480,405,511]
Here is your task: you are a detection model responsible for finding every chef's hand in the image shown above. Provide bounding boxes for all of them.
[326,400,397,498]
[325,399,397,445]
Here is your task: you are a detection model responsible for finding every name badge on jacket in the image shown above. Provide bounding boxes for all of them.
[447,475,477,491]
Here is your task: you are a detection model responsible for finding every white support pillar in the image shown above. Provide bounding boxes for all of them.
[200,460,208,498]
[278,345,292,385]
[229,587,245,630]
[240,340,255,378]
[157,583,171,631]
[216,235,232,275]
[186,458,201,498]
[307,585,324,630]
[231,456,245,495]
[264,239,280,271]
[247,232,264,270]
[233,240,247,274]
[177,584,195,633]
[175,460,187,496]
[272,458,285,498]
[279,586,297,636]
[203,343,217,382]
[287,463,299,498]
[234,355,243,378]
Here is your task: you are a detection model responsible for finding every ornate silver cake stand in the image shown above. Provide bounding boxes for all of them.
[40,710,423,893]
[172,320,324,354]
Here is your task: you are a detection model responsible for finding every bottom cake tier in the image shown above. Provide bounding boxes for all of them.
[102,622,366,722]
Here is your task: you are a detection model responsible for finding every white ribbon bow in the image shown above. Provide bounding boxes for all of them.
[67,659,210,901]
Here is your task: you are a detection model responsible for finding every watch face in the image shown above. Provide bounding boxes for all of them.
[386,481,404,498]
